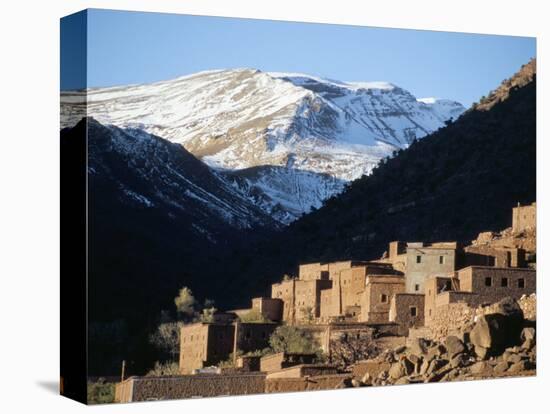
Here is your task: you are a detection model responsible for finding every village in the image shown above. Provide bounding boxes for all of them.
[115,202,537,402]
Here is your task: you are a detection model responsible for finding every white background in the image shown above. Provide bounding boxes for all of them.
[0,0,547,412]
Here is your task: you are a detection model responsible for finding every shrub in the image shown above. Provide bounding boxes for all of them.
[174,287,196,316]
[87,379,115,405]
[146,361,181,377]
[269,325,320,354]
[239,309,270,323]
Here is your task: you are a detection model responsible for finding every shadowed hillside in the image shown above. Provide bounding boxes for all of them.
[222,59,536,306]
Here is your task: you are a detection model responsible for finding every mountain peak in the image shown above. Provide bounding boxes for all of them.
[61,69,465,224]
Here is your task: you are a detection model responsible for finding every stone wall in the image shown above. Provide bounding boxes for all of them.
[116,374,266,402]
[265,364,338,379]
[259,352,316,373]
[265,374,351,394]
[352,360,391,379]
[425,302,474,342]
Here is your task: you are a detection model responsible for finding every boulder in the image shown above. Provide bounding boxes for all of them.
[427,358,448,375]
[401,357,415,376]
[521,327,536,343]
[450,353,466,369]
[508,360,528,374]
[474,345,488,360]
[445,336,466,358]
[408,338,429,356]
[505,353,522,364]
[394,377,410,385]
[470,361,493,377]
[521,338,535,351]
[469,298,524,357]
[426,344,446,362]
[351,379,362,387]
[389,363,406,380]
[394,345,406,354]
[361,372,372,385]
[493,361,510,375]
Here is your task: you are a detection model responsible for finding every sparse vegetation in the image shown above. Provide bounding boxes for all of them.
[239,309,270,323]
[149,321,185,359]
[174,287,196,316]
[269,325,320,354]
[199,306,217,323]
[87,379,115,405]
[146,361,180,377]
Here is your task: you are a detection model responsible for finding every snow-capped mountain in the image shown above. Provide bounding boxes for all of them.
[80,118,279,242]
[61,69,465,223]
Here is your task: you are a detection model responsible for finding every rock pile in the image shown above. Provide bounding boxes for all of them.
[352,298,536,386]
[518,294,536,320]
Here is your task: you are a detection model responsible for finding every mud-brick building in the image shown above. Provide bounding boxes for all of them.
[271,278,332,322]
[512,202,536,233]
[388,293,425,336]
[463,245,526,268]
[359,274,405,323]
[403,242,457,293]
[274,260,401,323]
[251,297,283,322]
[179,322,278,374]
[424,266,536,326]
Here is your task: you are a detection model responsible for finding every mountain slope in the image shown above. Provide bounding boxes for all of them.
[62,118,280,322]
[61,69,464,223]
[220,59,536,307]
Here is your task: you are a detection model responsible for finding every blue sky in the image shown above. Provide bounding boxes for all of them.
[61,9,535,107]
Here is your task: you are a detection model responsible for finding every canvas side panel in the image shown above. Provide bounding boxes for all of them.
[60,9,88,405]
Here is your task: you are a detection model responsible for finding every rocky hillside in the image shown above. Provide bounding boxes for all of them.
[352,297,536,386]
[62,119,277,340]
[222,59,536,305]
[475,59,536,111]
[61,69,464,222]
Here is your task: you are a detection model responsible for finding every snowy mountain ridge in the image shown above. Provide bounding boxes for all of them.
[61,68,465,224]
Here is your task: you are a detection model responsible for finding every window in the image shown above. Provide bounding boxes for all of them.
[410,307,417,317]
[485,277,492,287]
[518,278,525,288]
[440,256,445,264]
[428,289,432,296]
[381,294,388,303]
[415,284,420,292]
[428,309,432,316]
[416,255,422,264]
[501,277,508,287]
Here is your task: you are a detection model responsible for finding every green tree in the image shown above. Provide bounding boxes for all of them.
[174,287,196,316]
[269,325,320,354]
